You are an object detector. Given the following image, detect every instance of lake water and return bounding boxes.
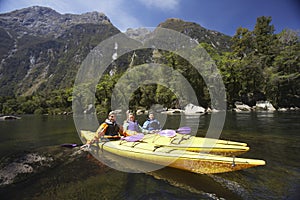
[0,112,299,199]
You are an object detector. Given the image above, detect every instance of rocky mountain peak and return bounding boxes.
[5,6,60,17]
[0,6,111,38]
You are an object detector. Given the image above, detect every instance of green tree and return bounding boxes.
[2,98,18,114]
[218,52,242,106]
[270,29,300,107]
[231,27,253,59]
[253,16,277,68]
[227,16,278,105]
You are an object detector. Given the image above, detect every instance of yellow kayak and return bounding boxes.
[80,130,265,174]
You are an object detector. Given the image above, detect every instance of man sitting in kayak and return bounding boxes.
[142,112,161,132]
[85,111,124,146]
[123,113,148,136]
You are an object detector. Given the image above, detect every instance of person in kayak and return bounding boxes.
[123,112,147,136]
[84,111,124,146]
[142,112,161,132]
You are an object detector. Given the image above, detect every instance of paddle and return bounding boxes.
[61,135,121,149]
[62,127,191,149]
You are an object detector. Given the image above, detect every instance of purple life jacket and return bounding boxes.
[127,121,140,132]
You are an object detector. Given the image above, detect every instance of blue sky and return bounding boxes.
[0,0,299,36]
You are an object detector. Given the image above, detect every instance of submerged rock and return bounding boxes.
[0,115,21,120]
[0,153,53,186]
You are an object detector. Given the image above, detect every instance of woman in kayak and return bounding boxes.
[142,112,161,132]
[123,113,146,136]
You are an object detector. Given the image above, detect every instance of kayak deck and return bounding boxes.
[142,133,249,156]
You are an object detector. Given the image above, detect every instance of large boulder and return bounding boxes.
[184,103,206,114]
[234,102,252,112]
[255,101,276,111]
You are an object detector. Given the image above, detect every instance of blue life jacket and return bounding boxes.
[143,119,160,131]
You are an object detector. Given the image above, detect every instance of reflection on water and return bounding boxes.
[0,112,299,199]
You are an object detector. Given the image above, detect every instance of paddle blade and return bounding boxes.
[177,126,191,134]
[122,133,144,142]
[159,129,176,137]
[61,143,80,148]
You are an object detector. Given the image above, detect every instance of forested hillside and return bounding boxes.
[0,7,299,115]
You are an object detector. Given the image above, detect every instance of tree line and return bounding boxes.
[219,16,299,108]
[0,16,299,115]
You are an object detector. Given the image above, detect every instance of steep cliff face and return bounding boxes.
[0,6,119,96]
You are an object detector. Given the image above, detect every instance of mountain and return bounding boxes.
[157,18,232,52]
[0,6,111,37]
[0,6,231,97]
[0,6,120,96]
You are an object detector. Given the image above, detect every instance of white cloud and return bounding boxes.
[136,0,180,11]
[81,0,143,31]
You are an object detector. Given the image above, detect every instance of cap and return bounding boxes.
[108,111,116,116]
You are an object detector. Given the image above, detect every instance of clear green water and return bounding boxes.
[0,112,299,199]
